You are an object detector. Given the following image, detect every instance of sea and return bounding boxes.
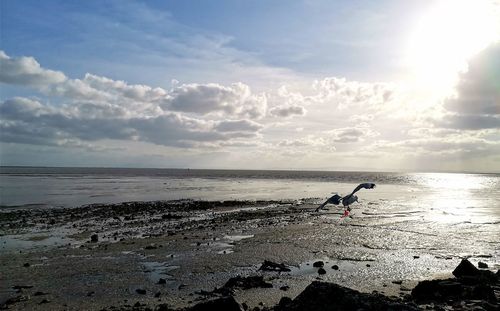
[1,166,499,224]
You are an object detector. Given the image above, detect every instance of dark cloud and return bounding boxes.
[437,42,500,129]
[0,97,262,148]
[269,105,306,118]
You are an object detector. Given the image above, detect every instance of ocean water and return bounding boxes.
[1,167,499,223]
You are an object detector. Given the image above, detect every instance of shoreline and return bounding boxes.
[1,199,498,310]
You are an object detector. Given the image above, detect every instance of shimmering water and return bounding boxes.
[1,167,499,223]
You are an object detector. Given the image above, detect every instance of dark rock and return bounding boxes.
[186,296,244,311]
[158,278,167,284]
[222,276,272,290]
[317,268,326,275]
[23,262,30,267]
[411,278,496,302]
[154,291,161,298]
[277,296,293,309]
[313,261,324,268]
[136,288,147,295]
[366,264,371,267]
[279,285,290,291]
[413,256,420,259]
[331,265,339,270]
[258,260,291,272]
[284,281,417,311]
[452,259,480,278]
[478,261,488,269]
[392,280,403,285]
[91,234,99,243]
[145,244,158,250]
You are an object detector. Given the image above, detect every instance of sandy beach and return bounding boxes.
[1,198,498,310]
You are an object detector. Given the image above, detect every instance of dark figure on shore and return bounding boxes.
[316,183,376,217]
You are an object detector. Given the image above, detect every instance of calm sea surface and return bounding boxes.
[1,167,499,222]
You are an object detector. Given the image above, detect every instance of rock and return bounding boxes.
[145,244,158,250]
[258,260,291,272]
[318,268,326,275]
[332,265,339,270]
[283,281,417,311]
[39,298,50,304]
[222,276,273,290]
[23,263,30,267]
[90,234,98,243]
[277,297,293,310]
[136,288,147,295]
[413,256,420,259]
[478,261,488,269]
[154,291,161,298]
[392,280,403,285]
[280,285,290,291]
[366,264,371,267]
[452,259,480,278]
[158,278,167,284]
[313,261,324,268]
[411,278,496,302]
[186,296,244,311]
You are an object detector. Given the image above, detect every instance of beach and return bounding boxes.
[1,169,499,310]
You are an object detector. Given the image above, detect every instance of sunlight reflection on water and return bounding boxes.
[412,173,500,223]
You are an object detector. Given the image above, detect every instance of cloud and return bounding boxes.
[269,105,306,118]
[214,119,263,132]
[435,42,500,129]
[0,51,67,87]
[0,97,263,148]
[326,127,379,143]
[311,77,395,110]
[165,82,267,118]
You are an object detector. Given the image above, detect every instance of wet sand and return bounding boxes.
[1,199,499,310]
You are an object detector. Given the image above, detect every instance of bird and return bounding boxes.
[315,183,376,216]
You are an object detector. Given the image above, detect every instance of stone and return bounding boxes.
[318,268,326,275]
[186,296,244,311]
[332,265,339,270]
[90,234,98,243]
[478,262,488,269]
[136,288,147,295]
[283,281,418,311]
[452,259,480,278]
[158,278,167,284]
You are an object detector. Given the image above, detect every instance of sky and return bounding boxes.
[0,0,499,172]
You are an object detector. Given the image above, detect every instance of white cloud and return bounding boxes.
[0,51,67,87]
[166,82,267,118]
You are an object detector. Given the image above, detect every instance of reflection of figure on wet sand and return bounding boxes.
[316,183,376,217]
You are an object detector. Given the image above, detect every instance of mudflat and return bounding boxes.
[1,199,498,310]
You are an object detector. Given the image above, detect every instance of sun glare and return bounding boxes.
[406,0,500,97]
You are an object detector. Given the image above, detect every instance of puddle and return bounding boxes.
[142,261,180,289]
[191,234,254,255]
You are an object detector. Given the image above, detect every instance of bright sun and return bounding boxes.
[406,0,500,96]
